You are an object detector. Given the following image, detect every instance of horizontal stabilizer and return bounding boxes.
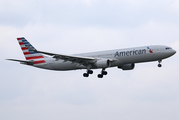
[6,59,34,65]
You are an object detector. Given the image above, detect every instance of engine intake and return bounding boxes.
[118,63,135,70]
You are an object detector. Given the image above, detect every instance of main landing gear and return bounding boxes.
[83,69,93,77]
[97,68,107,78]
[83,68,108,78]
[158,60,162,67]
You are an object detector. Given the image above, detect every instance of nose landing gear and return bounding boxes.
[158,60,162,67]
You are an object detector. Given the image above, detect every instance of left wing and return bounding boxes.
[27,46,114,67]
[29,49,97,66]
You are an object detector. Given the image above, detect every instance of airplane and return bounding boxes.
[7,37,176,78]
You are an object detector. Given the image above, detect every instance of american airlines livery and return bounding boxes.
[7,37,176,78]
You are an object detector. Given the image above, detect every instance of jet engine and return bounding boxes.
[95,59,111,68]
[118,63,135,70]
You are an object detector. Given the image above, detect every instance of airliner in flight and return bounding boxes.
[7,37,176,78]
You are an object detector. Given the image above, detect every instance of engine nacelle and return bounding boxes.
[95,59,111,68]
[118,63,135,70]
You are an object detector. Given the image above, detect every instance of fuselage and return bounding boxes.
[33,45,176,71]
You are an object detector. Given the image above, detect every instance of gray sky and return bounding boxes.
[1,0,179,120]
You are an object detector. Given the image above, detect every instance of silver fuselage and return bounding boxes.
[32,45,176,71]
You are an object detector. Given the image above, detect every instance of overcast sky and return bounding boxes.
[1,0,179,120]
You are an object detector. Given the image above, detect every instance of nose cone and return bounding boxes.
[172,49,177,55]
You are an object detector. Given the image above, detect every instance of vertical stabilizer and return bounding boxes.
[17,37,46,64]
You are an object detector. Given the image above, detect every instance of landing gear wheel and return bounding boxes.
[98,74,103,78]
[158,60,162,67]
[83,73,89,77]
[158,64,162,67]
[102,71,107,75]
[87,70,93,74]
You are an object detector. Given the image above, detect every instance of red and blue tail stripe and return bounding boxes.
[17,37,46,64]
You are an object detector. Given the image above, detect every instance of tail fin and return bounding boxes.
[17,37,46,64]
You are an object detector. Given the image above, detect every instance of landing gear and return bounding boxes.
[83,68,108,78]
[83,69,93,77]
[98,74,103,78]
[158,60,162,67]
[158,64,162,67]
[98,68,108,78]
[102,70,107,75]
[83,73,89,77]
[87,70,93,74]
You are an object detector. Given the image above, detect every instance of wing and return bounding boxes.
[6,59,34,65]
[27,46,115,67]
[31,50,97,66]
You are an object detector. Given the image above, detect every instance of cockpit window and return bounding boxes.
[166,47,172,50]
